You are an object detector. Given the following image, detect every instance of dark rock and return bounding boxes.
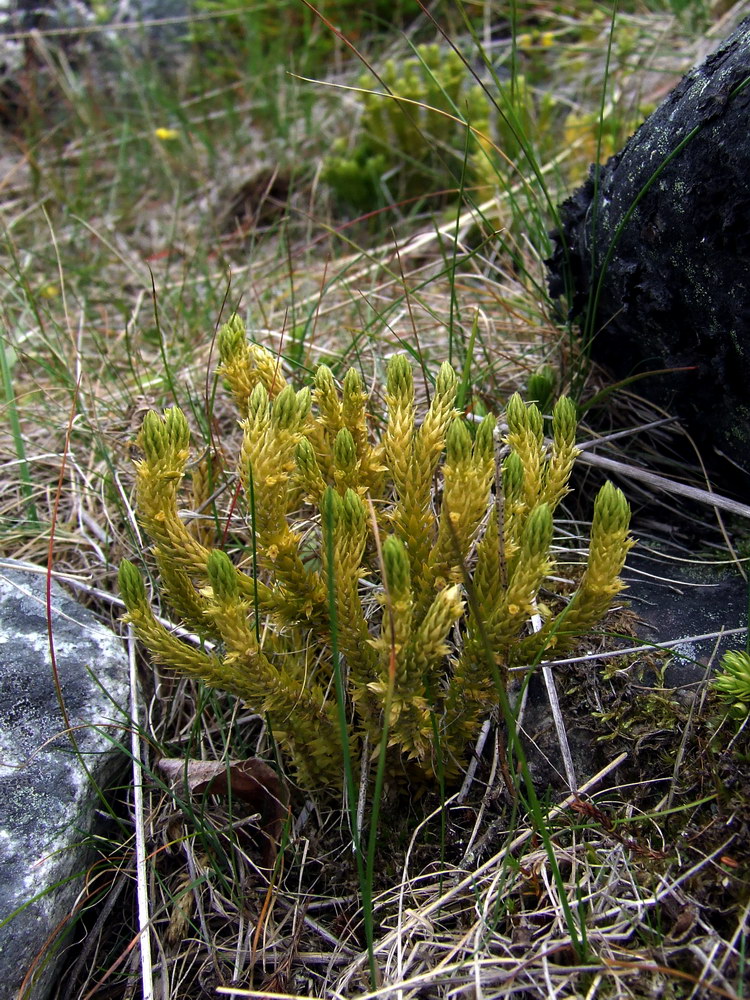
[547,16,750,490]
[0,560,129,1000]
[624,538,748,686]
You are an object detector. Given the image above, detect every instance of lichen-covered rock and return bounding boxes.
[0,560,128,1000]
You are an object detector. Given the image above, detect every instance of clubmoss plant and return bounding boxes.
[322,43,492,210]
[119,314,633,792]
[713,649,750,717]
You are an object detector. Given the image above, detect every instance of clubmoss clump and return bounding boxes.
[322,43,492,211]
[120,314,633,791]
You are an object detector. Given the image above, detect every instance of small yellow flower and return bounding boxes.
[154,127,179,142]
[40,283,59,299]
[540,31,555,48]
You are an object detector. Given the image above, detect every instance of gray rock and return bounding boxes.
[0,560,129,1000]
[2,1,193,41]
[0,1,194,98]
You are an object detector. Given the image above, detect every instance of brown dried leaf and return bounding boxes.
[157,756,289,867]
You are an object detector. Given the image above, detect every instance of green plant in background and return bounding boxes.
[526,365,557,419]
[492,72,558,173]
[119,314,633,793]
[322,43,492,210]
[189,0,423,87]
[713,649,750,717]
[320,24,646,218]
